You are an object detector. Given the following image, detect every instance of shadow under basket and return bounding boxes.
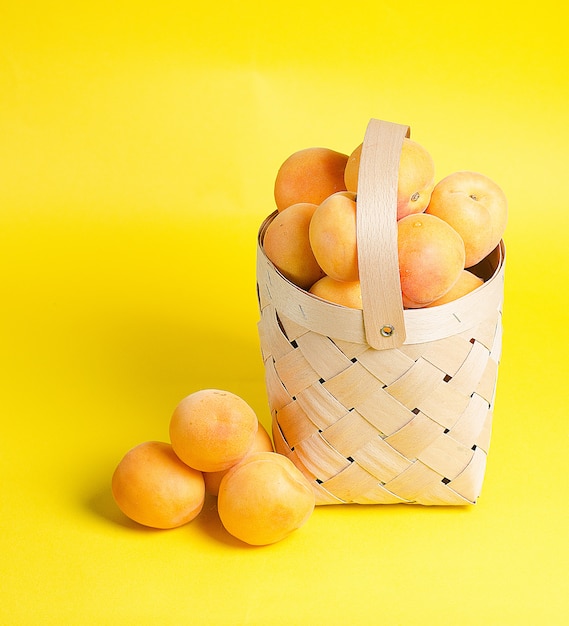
[256,119,506,506]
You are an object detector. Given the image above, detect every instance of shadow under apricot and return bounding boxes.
[85,482,259,548]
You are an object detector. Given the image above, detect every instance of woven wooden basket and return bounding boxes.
[256,119,505,505]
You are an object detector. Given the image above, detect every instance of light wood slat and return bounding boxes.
[319,463,383,502]
[383,460,446,502]
[475,409,493,453]
[352,485,411,505]
[400,333,473,377]
[322,361,386,409]
[256,261,272,310]
[295,332,354,381]
[263,357,293,413]
[275,312,311,344]
[352,437,413,483]
[384,357,446,409]
[463,313,501,352]
[490,312,503,362]
[321,462,410,504]
[475,357,499,405]
[447,339,491,396]
[320,410,382,458]
[415,379,472,429]
[311,481,347,505]
[417,433,475,480]
[384,412,444,459]
[273,348,320,397]
[357,119,408,349]
[293,432,352,480]
[294,382,350,429]
[355,347,416,386]
[257,305,294,362]
[411,480,474,506]
[446,393,490,448]
[272,419,290,457]
[354,387,414,437]
[445,446,488,503]
[330,338,369,360]
[275,401,319,449]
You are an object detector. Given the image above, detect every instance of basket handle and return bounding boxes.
[356,119,410,350]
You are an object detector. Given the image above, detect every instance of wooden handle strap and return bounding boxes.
[357,119,410,350]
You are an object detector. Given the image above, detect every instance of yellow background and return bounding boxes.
[1,1,568,624]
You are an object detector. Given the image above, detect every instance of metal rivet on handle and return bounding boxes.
[380,325,395,337]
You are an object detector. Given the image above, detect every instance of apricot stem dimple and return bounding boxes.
[469,194,478,201]
[411,191,420,202]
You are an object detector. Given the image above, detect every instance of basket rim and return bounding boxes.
[257,212,505,346]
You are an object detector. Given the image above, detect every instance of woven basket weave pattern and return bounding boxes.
[257,261,503,505]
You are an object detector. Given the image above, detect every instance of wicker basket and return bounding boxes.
[256,119,505,505]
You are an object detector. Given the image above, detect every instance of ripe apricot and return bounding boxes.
[308,191,358,282]
[426,171,508,267]
[398,213,465,308]
[424,270,483,307]
[274,147,348,212]
[111,441,205,529]
[344,138,435,220]
[309,275,362,309]
[217,451,315,546]
[263,202,325,290]
[169,389,258,473]
[203,422,274,497]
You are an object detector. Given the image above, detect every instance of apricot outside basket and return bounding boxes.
[256,119,505,505]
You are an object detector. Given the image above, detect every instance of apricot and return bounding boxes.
[398,213,465,308]
[217,451,315,546]
[262,202,325,290]
[203,422,274,497]
[426,171,508,267]
[169,389,258,473]
[424,269,483,307]
[274,147,348,212]
[308,191,358,282]
[309,275,362,309]
[344,138,435,220]
[111,441,205,529]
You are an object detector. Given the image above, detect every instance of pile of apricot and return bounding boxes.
[111,389,315,545]
[265,136,507,309]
